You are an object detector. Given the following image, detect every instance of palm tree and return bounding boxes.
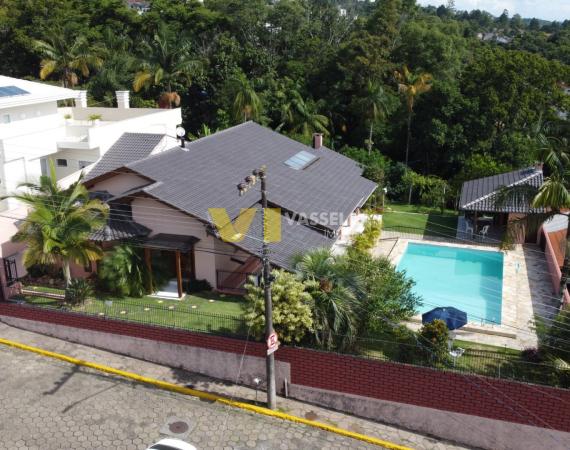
[281,91,329,139]
[34,27,103,88]
[394,65,433,166]
[230,73,262,123]
[133,26,201,109]
[293,248,361,351]
[394,66,433,203]
[355,79,391,155]
[3,162,107,286]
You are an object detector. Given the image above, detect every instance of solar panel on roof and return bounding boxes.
[0,86,30,97]
[284,150,318,170]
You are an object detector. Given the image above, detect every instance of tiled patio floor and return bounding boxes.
[374,235,560,349]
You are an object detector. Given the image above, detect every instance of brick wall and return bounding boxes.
[1,302,569,432]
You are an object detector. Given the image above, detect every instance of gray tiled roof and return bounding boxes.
[90,219,150,242]
[459,167,544,213]
[85,132,165,181]
[88,122,376,269]
[128,122,376,231]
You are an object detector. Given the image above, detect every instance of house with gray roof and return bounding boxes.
[457,166,544,243]
[84,122,377,297]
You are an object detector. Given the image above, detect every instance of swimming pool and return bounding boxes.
[397,242,504,324]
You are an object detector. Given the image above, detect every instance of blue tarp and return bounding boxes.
[422,307,467,330]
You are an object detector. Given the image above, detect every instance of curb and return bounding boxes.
[0,337,413,450]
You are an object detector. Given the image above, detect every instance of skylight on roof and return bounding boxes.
[284,150,318,170]
[0,86,29,97]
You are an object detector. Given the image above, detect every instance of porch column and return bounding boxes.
[175,250,183,298]
[144,248,153,294]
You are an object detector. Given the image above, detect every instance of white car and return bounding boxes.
[146,438,197,450]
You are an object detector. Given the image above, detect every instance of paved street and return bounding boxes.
[0,345,382,450]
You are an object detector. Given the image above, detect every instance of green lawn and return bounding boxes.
[18,288,247,336]
[382,203,458,239]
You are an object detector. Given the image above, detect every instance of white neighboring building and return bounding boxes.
[0,76,181,294]
[0,75,181,210]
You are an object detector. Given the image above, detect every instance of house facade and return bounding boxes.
[83,122,377,297]
[0,76,181,296]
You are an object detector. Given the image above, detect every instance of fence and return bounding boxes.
[381,224,499,247]
[8,292,569,388]
[12,292,249,338]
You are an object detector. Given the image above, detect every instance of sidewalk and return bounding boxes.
[0,322,467,450]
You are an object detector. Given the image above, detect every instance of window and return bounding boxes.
[56,159,68,167]
[78,160,92,169]
[2,114,10,124]
[3,256,18,286]
[284,150,318,170]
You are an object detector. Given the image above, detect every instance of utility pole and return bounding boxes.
[237,166,277,410]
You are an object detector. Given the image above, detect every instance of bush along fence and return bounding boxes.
[1,300,570,435]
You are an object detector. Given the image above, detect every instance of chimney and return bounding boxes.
[76,90,88,108]
[312,133,323,150]
[116,91,130,109]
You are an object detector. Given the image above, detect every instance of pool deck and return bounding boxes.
[373,234,560,350]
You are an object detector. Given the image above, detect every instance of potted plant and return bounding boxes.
[63,113,72,124]
[88,114,102,126]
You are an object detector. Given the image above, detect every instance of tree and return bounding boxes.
[293,248,361,351]
[98,244,151,297]
[354,80,391,155]
[281,91,329,139]
[3,162,107,286]
[34,26,103,88]
[244,270,313,344]
[394,65,433,168]
[229,73,262,123]
[133,25,202,108]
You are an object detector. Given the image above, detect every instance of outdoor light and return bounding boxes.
[176,125,187,148]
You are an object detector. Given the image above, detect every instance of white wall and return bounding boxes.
[49,148,96,179]
[131,197,220,287]
[89,173,149,196]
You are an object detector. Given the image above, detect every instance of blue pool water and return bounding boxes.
[397,243,503,324]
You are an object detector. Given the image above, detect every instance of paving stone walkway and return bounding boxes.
[0,322,468,450]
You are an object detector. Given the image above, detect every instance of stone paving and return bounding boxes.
[0,323,469,450]
[0,345,381,450]
[374,236,559,349]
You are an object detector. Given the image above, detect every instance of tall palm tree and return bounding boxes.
[34,28,103,88]
[133,26,201,109]
[230,73,262,123]
[3,162,107,286]
[282,91,329,139]
[355,79,391,155]
[394,65,433,166]
[394,66,433,203]
[293,248,361,351]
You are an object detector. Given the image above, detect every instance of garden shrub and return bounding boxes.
[244,270,313,344]
[187,278,212,293]
[521,347,544,363]
[351,217,382,252]
[98,244,150,297]
[418,319,450,364]
[64,278,93,305]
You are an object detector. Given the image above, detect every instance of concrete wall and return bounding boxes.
[540,226,570,305]
[1,303,570,450]
[0,312,291,390]
[89,173,149,196]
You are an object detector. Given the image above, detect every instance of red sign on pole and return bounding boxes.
[267,331,279,355]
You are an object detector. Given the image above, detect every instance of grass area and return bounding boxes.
[382,202,458,239]
[18,288,247,336]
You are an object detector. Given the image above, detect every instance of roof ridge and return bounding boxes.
[185,121,256,147]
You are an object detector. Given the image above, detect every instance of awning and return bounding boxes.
[141,233,200,252]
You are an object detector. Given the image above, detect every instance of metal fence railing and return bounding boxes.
[5,293,568,388]
[381,225,500,247]
[10,292,249,338]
